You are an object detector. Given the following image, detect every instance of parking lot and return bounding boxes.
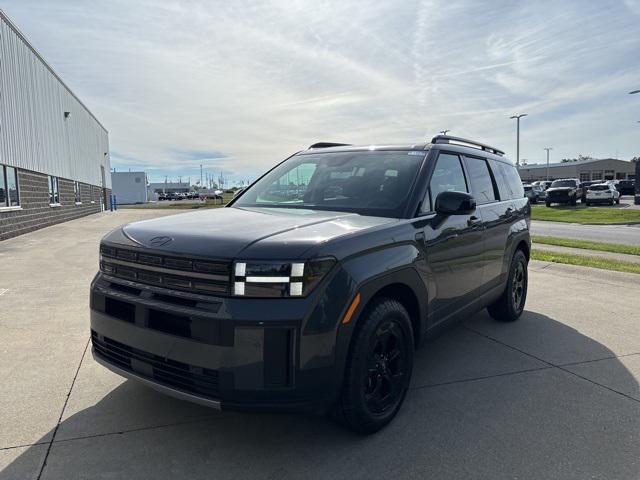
[1,210,639,480]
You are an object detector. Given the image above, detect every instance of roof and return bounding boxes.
[519,158,633,170]
[0,9,107,132]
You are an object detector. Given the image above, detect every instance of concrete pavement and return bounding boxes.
[1,210,639,480]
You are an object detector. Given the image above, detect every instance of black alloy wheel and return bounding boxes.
[364,321,408,415]
[511,261,526,313]
[487,249,528,322]
[332,298,414,434]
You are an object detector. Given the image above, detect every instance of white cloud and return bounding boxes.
[2,0,640,181]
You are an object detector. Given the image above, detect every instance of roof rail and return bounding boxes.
[308,142,351,149]
[431,135,504,156]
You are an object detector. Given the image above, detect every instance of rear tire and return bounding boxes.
[545,201,551,207]
[616,197,620,204]
[487,250,528,322]
[609,199,614,206]
[331,298,414,434]
[570,197,577,206]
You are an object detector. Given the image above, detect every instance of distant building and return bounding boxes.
[518,158,635,183]
[111,172,148,204]
[147,181,191,200]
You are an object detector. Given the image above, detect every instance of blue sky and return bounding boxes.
[2,0,640,185]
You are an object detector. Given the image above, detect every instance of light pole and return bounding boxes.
[510,114,527,166]
[544,147,553,181]
[440,129,450,136]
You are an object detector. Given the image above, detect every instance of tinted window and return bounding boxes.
[0,167,6,206]
[489,159,523,200]
[427,153,468,210]
[588,185,609,191]
[235,151,424,217]
[464,157,497,204]
[6,167,19,206]
[551,180,577,188]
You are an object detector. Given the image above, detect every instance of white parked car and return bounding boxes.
[585,183,620,206]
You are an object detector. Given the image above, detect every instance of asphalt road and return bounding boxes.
[531,220,640,245]
[1,210,639,480]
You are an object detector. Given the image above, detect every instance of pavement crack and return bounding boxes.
[463,326,640,405]
[409,365,554,391]
[36,337,90,480]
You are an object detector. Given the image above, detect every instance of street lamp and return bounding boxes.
[440,129,450,136]
[510,114,527,166]
[544,147,553,181]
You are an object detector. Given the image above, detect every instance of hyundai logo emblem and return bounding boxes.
[148,236,173,247]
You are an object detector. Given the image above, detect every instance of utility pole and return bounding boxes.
[510,114,527,166]
[544,147,553,181]
[200,164,203,186]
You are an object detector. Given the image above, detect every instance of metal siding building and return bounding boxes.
[518,158,635,183]
[111,172,148,205]
[0,9,110,240]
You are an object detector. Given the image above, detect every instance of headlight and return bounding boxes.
[233,258,335,297]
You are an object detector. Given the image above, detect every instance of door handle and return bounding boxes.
[467,216,482,227]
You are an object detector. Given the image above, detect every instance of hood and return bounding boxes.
[546,186,576,193]
[116,206,396,260]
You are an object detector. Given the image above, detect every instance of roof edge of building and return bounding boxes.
[0,8,108,134]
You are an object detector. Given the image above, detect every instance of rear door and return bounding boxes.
[463,156,510,289]
[486,159,525,284]
[418,152,485,322]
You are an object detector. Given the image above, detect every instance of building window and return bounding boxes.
[48,176,60,205]
[616,172,627,180]
[591,171,603,181]
[604,170,615,180]
[74,181,82,204]
[579,172,590,182]
[0,165,20,208]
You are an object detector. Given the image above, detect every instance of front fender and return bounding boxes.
[324,243,429,403]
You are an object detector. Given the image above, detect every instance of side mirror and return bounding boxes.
[435,191,476,215]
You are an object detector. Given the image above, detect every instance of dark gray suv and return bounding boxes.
[91,135,530,433]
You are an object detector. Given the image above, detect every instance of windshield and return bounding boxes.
[551,180,577,188]
[589,185,609,191]
[234,150,425,217]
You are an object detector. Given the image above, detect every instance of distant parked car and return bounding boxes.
[545,179,583,206]
[615,180,635,196]
[523,184,542,204]
[585,183,620,206]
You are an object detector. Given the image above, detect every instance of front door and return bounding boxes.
[417,152,485,323]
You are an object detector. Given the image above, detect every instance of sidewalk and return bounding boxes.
[533,243,640,264]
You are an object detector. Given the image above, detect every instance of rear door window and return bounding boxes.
[463,156,498,204]
[489,160,523,200]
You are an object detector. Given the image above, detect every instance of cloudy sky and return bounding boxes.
[2,0,640,184]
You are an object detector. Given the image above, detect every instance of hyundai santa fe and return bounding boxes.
[90,135,531,433]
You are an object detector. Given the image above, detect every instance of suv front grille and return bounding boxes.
[91,331,220,398]
[100,245,231,295]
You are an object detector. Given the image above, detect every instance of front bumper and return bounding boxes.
[586,194,614,203]
[90,271,350,412]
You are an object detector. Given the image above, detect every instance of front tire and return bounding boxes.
[546,201,551,207]
[487,250,528,322]
[332,298,414,434]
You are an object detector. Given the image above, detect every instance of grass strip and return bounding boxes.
[531,205,640,224]
[532,235,640,256]
[531,250,640,274]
